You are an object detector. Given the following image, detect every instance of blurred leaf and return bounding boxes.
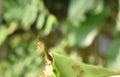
[107,37,120,69]
[7,21,19,35]
[115,0,120,32]
[8,54,18,62]
[4,69,12,77]
[67,31,76,46]
[0,61,11,69]
[0,61,11,75]
[2,51,43,77]
[12,62,25,77]
[43,14,58,36]
[9,35,22,48]
[68,0,95,26]
[4,7,23,22]
[54,54,114,77]
[92,0,104,14]
[22,0,39,30]
[28,39,37,53]
[3,0,26,10]
[110,75,120,77]
[112,50,120,73]
[38,0,46,12]
[36,12,46,29]
[15,47,26,57]
[0,26,8,45]
[25,71,39,77]
[69,13,108,48]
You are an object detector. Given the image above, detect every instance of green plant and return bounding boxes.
[0,0,120,77]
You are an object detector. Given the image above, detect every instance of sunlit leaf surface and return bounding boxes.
[54,54,114,77]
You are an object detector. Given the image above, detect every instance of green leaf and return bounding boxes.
[9,34,22,48]
[75,13,108,48]
[38,0,46,11]
[107,37,120,69]
[0,26,8,45]
[4,7,24,22]
[36,12,46,29]
[22,0,39,30]
[54,54,114,77]
[115,0,120,33]
[7,21,19,35]
[68,0,95,26]
[43,14,58,36]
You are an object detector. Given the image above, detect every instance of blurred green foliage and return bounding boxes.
[0,0,120,77]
